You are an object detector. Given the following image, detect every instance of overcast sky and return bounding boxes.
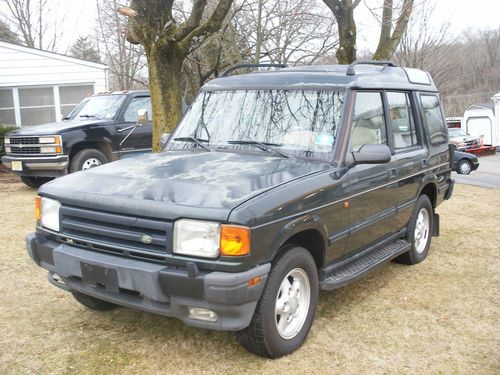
[9,0,500,53]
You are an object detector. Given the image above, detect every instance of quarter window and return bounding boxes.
[387,92,418,149]
[420,94,447,145]
[350,92,387,152]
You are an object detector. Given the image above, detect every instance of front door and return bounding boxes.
[119,96,153,156]
[342,91,400,256]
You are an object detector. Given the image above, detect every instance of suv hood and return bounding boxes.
[7,119,107,136]
[39,151,331,222]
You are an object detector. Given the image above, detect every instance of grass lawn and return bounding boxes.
[0,174,498,374]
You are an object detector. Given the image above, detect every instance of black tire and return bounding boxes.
[20,176,53,188]
[237,246,318,358]
[456,159,472,175]
[69,149,108,173]
[394,194,433,265]
[71,291,118,311]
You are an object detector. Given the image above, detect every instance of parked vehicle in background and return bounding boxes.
[1,91,152,188]
[26,61,453,358]
[452,149,479,175]
[446,117,462,129]
[448,127,480,151]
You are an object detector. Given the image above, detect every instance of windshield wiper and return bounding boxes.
[227,140,290,158]
[173,136,211,151]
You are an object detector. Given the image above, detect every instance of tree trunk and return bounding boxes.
[145,43,184,152]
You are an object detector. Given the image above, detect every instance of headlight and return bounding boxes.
[39,136,61,144]
[173,219,220,258]
[173,219,251,258]
[40,146,62,154]
[36,196,60,232]
[4,137,10,144]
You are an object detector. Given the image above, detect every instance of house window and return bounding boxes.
[0,89,16,126]
[18,87,55,125]
[59,85,94,117]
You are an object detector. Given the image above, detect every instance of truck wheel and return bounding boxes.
[20,176,53,188]
[394,194,433,265]
[71,291,118,311]
[237,246,318,358]
[457,159,472,175]
[70,149,108,172]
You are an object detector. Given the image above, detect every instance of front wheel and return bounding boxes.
[237,246,318,358]
[457,159,472,175]
[69,149,108,173]
[394,194,433,265]
[20,176,53,188]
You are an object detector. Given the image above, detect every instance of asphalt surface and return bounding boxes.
[453,152,500,189]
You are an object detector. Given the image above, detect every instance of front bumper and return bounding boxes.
[26,232,270,331]
[1,155,68,177]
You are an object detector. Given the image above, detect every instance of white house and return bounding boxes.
[0,41,108,127]
[462,98,498,149]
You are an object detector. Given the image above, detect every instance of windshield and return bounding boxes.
[168,90,344,161]
[66,95,126,120]
[448,128,467,137]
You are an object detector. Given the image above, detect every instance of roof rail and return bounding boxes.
[346,60,397,76]
[221,63,288,77]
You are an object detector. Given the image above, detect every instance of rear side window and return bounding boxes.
[350,92,387,152]
[420,94,447,146]
[387,92,418,149]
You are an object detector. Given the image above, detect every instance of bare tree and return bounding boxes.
[1,0,62,50]
[96,0,147,90]
[69,35,102,64]
[118,0,234,151]
[322,0,415,63]
[0,19,21,44]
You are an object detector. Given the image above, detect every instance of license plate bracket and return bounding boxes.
[11,161,22,171]
[80,262,119,293]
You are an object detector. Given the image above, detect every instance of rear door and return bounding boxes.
[342,91,400,256]
[386,91,427,229]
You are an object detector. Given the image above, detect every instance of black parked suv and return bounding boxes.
[2,90,152,187]
[26,62,453,358]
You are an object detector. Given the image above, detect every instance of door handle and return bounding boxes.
[388,168,397,178]
[420,159,428,168]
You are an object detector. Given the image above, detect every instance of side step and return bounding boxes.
[319,239,411,291]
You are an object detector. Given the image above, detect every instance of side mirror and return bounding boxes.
[137,109,149,126]
[160,133,171,149]
[351,144,391,166]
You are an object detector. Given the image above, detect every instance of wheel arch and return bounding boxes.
[69,140,113,162]
[419,182,437,208]
[270,216,328,269]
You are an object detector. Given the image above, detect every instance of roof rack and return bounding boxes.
[221,63,288,77]
[346,60,396,76]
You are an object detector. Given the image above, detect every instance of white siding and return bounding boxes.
[0,41,108,92]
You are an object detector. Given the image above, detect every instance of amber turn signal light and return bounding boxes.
[220,225,250,256]
[35,196,41,221]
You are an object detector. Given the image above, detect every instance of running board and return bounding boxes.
[319,239,411,291]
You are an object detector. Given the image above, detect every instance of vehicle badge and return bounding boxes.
[140,234,153,244]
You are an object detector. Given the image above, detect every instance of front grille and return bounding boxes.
[10,146,41,154]
[59,205,173,261]
[9,137,39,145]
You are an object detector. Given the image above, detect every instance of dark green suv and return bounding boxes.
[26,61,453,358]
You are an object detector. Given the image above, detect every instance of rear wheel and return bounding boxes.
[457,159,472,175]
[69,149,108,173]
[394,194,433,265]
[20,176,53,188]
[237,246,318,358]
[71,291,118,311]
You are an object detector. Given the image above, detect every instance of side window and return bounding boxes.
[123,97,152,122]
[420,94,447,146]
[387,92,418,149]
[350,92,387,152]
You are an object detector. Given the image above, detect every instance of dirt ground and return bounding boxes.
[0,173,498,375]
